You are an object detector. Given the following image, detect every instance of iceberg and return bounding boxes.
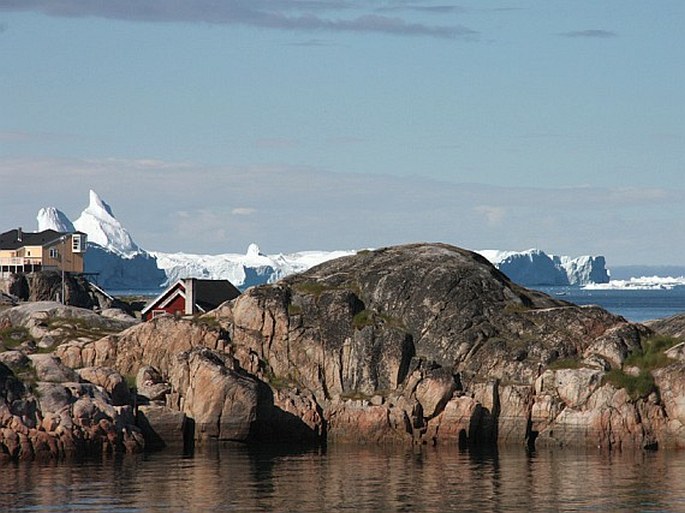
[152,245,356,289]
[73,190,140,257]
[36,207,75,233]
[34,191,609,291]
[583,276,685,291]
[35,191,356,290]
[36,191,165,290]
[477,249,609,286]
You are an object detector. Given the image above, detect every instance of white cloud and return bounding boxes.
[475,205,506,226]
[231,207,257,216]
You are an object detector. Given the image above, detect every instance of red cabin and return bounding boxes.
[141,278,241,321]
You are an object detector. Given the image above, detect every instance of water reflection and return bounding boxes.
[1,445,684,512]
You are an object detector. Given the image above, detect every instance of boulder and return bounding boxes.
[77,367,131,406]
[414,367,456,419]
[652,363,685,447]
[326,400,412,444]
[28,354,79,383]
[252,387,325,444]
[136,404,188,449]
[0,301,137,335]
[25,242,682,451]
[166,347,258,443]
[425,396,483,445]
[0,274,29,300]
[0,351,30,369]
[0,367,143,460]
[646,313,685,339]
[136,365,171,402]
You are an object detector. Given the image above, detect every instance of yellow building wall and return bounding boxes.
[44,238,84,273]
[17,245,44,264]
[1,235,84,273]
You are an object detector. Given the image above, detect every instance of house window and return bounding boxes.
[27,251,31,256]
[49,248,59,259]
[71,234,85,253]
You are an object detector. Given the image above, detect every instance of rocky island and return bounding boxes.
[1,243,683,460]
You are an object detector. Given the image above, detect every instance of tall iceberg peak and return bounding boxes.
[85,189,115,218]
[36,207,75,233]
[73,190,140,257]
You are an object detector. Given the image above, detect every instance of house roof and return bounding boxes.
[141,278,241,316]
[0,229,62,250]
[193,279,241,312]
[0,229,86,251]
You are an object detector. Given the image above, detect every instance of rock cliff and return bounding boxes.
[1,243,683,458]
[209,243,679,449]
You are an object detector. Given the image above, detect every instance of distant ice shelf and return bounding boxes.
[583,276,685,291]
[35,190,612,291]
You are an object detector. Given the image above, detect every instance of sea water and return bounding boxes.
[535,286,685,323]
[2,445,684,513]
[8,287,682,510]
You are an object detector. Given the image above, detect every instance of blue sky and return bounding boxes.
[1,1,683,265]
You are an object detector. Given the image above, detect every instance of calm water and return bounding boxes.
[1,445,684,512]
[6,287,683,511]
[535,286,685,323]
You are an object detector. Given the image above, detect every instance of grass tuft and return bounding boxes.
[603,369,655,400]
[0,326,32,350]
[548,358,583,370]
[352,310,374,329]
[293,281,329,297]
[625,335,679,370]
[287,304,303,315]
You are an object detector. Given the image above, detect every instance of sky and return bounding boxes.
[1,1,683,266]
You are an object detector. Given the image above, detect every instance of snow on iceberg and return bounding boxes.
[555,254,610,286]
[36,190,357,291]
[36,207,75,233]
[35,191,608,291]
[583,276,685,291]
[477,249,609,286]
[36,191,165,290]
[73,190,140,257]
[152,245,357,289]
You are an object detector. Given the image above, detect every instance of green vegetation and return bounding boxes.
[602,336,678,400]
[192,315,222,330]
[604,369,655,400]
[352,309,374,329]
[624,335,679,370]
[350,309,406,331]
[548,358,583,370]
[287,304,303,315]
[265,368,300,390]
[293,281,330,297]
[124,373,137,390]
[377,313,406,330]
[340,390,374,401]
[504,302,530,314]
[0,326,32,350]
[47,316,116,342]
